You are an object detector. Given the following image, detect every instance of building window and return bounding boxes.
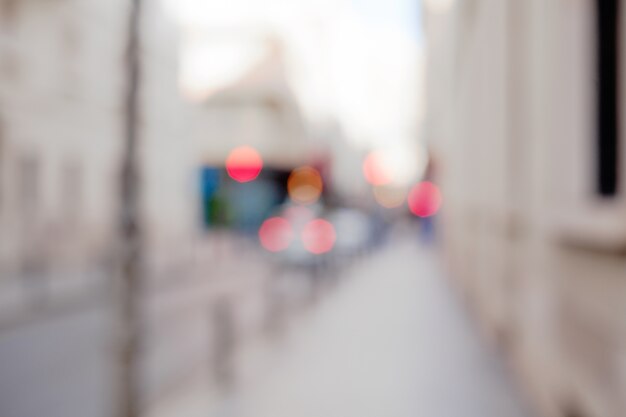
[0,0,18,29]
[18,154,39,218]
[61,159,82,226]
[595,0,621,197]
[0,117,3,213]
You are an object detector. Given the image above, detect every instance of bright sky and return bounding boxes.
[164,0,425,184]
[351,0,423,42]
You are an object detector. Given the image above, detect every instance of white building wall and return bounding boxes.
[0,0,129,276]
[0,0,201,286]
[425,1,626,416]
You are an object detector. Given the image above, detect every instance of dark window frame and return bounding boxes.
[596,0,621,197]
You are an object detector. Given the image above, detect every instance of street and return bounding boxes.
[0,234,533,417]
[149,235,534,417]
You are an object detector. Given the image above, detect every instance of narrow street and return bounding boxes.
[151,236,533,417]
[0,235,533,417]
[1,1,622,415]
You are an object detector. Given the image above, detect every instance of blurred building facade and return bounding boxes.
[424,1,626,417]
[0,0,126,280]
[192,39,315,168]
[0,0,200,282]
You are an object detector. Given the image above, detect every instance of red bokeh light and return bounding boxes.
[226,146,263,182]
[408,181,442,218]
[363,151,392,186]
[259,217,294,252]
[301,219,336,255]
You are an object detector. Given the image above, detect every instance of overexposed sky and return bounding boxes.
[164,0,425,183]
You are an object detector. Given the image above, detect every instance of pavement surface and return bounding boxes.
[150,238,534,417]
[0,235,533,417]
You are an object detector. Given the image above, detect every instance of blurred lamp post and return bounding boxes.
[118,0,143,416]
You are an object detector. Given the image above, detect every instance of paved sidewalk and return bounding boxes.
[151,239,533,417]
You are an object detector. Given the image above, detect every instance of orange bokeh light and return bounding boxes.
[407,181,442,218]
[259,217,294,252]
[363,151,392,186]
[226,146,263,183]
[287,166,323,204]
[301,219,336,254]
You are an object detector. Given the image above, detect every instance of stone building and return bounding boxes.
[0,0,197,307]
[190,37,316,169]
[424,1,626,417]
